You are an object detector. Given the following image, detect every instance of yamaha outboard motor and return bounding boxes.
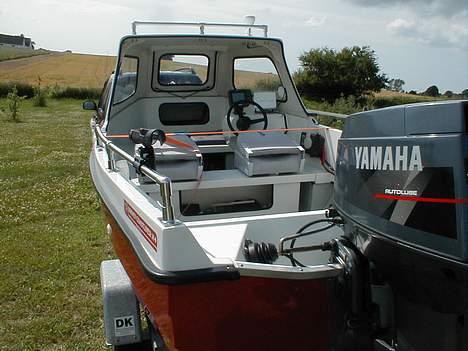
[334,100,468,351]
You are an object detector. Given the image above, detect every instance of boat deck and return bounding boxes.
[186,210,342,267]
[135,156,333,192]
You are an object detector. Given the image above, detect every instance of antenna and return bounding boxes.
[244,15,256,36]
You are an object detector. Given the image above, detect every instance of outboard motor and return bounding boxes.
[334,100,468,351]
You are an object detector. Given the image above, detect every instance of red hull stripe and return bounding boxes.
[124,200,158,251]
[374,193,468,204]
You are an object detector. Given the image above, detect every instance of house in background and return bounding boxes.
[0,33,35,49]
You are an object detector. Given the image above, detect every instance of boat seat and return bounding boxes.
[231,132,305,176]
[138,135,203,182]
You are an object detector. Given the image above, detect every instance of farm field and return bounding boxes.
[0,51,276,90]
[0,99,112,350]
[0,52,116,89]
[0,47,50,62]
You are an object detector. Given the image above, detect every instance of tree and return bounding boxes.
[294,46,388,102]
[408,90,418,95]
[388,78,405,92]
[462,89,468,98]
[424,85,440,97]
[444,90,453,98]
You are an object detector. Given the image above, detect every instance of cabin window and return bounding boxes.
[114,56,138,104]
[158,54,209,86]
[233,57,282,94]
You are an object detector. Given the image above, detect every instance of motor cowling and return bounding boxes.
[334,100,468,351]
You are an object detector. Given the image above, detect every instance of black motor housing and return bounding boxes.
[334,100,468,350]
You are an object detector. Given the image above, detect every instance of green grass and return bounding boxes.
[0,47,50,62]
[0,99,113,350]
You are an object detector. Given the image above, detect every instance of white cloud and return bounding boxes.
[347,0,467,18]
[387,18,415,33]
[387,17,468,49]
[348,0,468,51]
[305,15,327,27]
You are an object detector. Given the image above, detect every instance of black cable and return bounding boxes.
[297,218,335,235]
[283,114,288,134]
[281,218,341,267]
[289,223,336,259]
[286,254,307,267]
[288,219,336,249]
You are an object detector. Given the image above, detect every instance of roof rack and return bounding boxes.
[131,21,268,38]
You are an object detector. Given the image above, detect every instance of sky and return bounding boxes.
[0,0,467,93]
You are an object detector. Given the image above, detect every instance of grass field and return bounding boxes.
[0,99,112,350]
[0,47,50,62]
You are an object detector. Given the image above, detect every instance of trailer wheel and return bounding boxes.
[147,319,167,350]
[112,344,146,351]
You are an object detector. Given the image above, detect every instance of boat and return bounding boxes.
[86,19,468,351]
[86,20,346,350]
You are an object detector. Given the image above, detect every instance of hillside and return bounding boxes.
[0,52,116,88]
[0,47,50,62]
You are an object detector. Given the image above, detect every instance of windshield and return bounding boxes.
[157,54,208,87]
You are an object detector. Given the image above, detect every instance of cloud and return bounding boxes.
[344,0,468,50]
[305,15,327,27]
[387,18,416,35]
[347,0,467,18]
[387,17,468,49]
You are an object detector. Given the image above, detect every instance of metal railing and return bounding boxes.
[307,109,348,119]
[131,21,268,37]
[92,121,176,224]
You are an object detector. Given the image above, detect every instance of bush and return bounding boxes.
[33,91,47,107]
[33,77,47,107]
[49,86,100,100]
[302,93,444,129]
[444,90,454,98]
[304,95,365,129]
[0,82,34,98]
[7,85,26,122]
[369,95,440,109]
[423,85,440,97]
[254,78,282,91]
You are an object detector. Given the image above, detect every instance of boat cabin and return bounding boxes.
[99,33,339,224]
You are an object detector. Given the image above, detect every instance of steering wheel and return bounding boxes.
[226,100,268,132]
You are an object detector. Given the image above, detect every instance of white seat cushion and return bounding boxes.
[138,135,203,182]
[231,132,304,176]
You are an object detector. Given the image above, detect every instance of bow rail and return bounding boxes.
[92,120,176,224]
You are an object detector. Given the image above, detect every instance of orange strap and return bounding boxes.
[161,136,195,149]
[107,127,326,139]
[107,127,327,150]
